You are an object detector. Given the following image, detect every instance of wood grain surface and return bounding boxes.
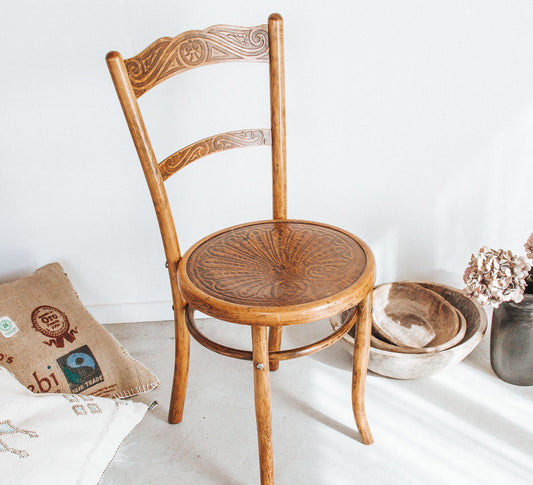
[372,282,460,349]
[183,219,367,304]
[159,129,272,180]
[252,325,274,484]
[266,14,287,368]
[178,220,375,326]
[125,24,269,97]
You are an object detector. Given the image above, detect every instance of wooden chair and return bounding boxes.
[106,13,376,484]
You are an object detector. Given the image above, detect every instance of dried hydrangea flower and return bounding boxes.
[525,233,533,260]
[463,246,532,307]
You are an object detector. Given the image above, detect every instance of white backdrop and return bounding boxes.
[1,0,532,323]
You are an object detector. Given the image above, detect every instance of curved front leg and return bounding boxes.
[252,325,274,484]
[352,291,374,444]
[168,289,190,424]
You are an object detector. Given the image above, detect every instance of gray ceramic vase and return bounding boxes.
[490,293,533,385]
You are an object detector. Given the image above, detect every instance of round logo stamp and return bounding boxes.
[31,306,77,348]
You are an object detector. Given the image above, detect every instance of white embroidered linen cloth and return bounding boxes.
[0,366,147,484]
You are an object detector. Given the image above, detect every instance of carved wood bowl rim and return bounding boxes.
[177,219,376,326]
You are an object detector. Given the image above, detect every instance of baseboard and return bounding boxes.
[87,301,174,325]
[87,301,211,324]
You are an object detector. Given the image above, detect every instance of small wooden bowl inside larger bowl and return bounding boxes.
[371,306,467,354]
[372,282,460,349]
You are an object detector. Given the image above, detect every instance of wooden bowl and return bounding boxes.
[330,282,487,379]
[372,282,460,349]
[371,306,467,354]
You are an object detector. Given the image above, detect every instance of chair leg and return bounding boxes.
[268,327,282,371]
[352,291,374,445]
[252,325,274,485]
[168,294,190,424]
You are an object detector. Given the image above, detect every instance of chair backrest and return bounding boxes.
[106,13,286,270]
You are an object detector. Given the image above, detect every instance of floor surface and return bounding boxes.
[100,317,533,485]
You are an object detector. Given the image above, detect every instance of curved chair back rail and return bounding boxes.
[159,129,272,180]
[124,24,270,97]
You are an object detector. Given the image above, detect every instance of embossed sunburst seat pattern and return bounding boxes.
[180,220,371,324]
[106,14,376,485]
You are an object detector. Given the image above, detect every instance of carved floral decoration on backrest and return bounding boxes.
[125,24,269,97]
[159,129,272,180]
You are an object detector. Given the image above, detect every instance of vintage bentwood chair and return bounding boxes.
[106,13,375,484]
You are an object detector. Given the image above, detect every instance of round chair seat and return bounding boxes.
[178,220,375,325]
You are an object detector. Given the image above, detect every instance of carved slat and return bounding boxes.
[124,24,269,97]
[159,129,272,180]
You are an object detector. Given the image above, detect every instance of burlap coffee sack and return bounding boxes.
[0,263,159,398]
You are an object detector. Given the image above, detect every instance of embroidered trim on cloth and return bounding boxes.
[0,420,38,458]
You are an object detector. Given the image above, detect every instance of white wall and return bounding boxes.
[1,0,532,323]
